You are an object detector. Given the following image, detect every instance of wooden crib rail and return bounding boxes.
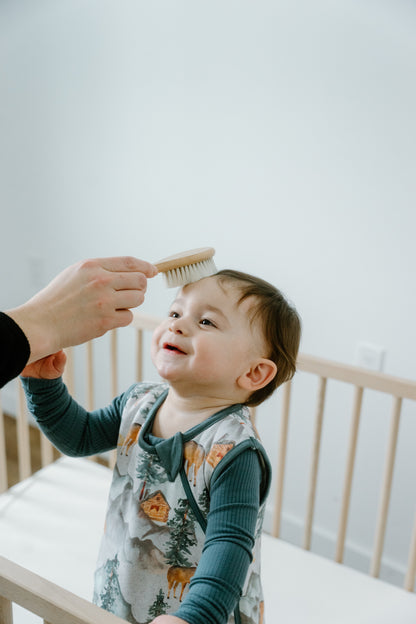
[0,555,127,624]
[273,353,416,592]
[297,353,416,400]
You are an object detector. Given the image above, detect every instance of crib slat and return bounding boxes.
[86,341,94,411]
[272,380,292,538]
[55,350,75,465]
[63,348,75,396]
[0,394,8,493]
[136,329,143,381]
[108,330,119,469]
[109,331,120,468]
[108,450,117,469]
[303,376,327,550]
[17,385,31,481]
[335,385,364,563]
[404,512,416,592]
[40,433,54,467]
[0,595,13,624]
[370,396,402,578]
[110,330,118,397]
[86,341,104,464]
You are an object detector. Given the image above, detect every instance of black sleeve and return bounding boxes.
[0,312,31,388]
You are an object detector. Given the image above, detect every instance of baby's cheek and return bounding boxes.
[150,331,161,363]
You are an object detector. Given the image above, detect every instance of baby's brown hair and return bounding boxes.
[215,270,301,406]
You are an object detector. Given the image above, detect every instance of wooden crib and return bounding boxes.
[0,311,415,623]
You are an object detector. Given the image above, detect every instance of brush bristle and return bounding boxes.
[163,258,217,288]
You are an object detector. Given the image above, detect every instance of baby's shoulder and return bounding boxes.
[121,381,168,425]
[194,405,259,469]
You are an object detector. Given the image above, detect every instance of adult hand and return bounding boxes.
[6,256,157,363]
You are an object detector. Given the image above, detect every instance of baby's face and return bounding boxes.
[151,276,266,400]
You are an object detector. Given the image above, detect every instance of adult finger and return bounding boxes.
[110,271,148,293]
[110,308,134,329]
[113,289,146,310]
[95,256,158,277]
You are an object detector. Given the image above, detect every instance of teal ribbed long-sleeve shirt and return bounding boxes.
[21,376,263,624]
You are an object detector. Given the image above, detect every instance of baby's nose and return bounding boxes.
[169,325,182,334]
[169,318,185,334]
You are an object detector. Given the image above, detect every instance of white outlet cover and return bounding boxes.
[356,342,385,372]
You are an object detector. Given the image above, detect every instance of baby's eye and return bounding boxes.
[200,318,216,327]
[169,311,180,319]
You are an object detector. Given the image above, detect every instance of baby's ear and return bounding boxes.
[237,359,277,393]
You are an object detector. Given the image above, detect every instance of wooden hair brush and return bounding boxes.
[155,247,217,288]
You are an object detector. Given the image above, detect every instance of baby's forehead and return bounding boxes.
[177,276,240,303]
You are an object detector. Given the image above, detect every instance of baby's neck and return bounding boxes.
[151,388,235,439]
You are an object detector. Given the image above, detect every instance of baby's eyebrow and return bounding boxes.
[203,304,227,319]
[169,296,183,310]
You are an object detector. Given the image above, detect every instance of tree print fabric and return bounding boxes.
[93,382,270,624]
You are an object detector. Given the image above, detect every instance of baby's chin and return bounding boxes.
[154,367,200,389]
[153,362,180,383]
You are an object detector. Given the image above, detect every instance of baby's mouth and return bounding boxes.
[163,342,186,355]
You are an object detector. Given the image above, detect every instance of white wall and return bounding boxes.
[1,0,415,585]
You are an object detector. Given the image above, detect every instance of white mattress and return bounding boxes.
[261,533,416,623]
[0,457,110,622]
[0,457,415,623]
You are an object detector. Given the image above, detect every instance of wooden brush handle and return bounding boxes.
[155,247,215,272]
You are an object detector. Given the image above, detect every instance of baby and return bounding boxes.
[21,269,301,624]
